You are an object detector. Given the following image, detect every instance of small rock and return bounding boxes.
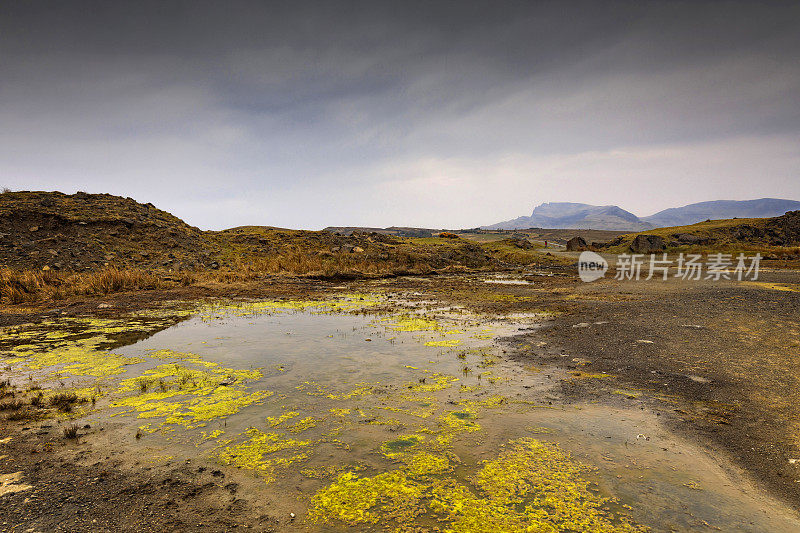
[97,303,113,309]
[29,226,39,232]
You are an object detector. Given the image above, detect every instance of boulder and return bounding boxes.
[565,236,588,251]
[629,234,666,253]
[674,233,703,244]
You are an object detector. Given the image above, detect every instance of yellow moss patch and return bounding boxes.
[743,281,800,292]
[197,294,384,320]
[425,339,462,348]
[15,337,143,378]
[216,428,312,483]
[266,411,299,427]
[308,471,426,525]
[405,373,459,393]
[389,316,441,332]
[309,438,643,532]
[286,416,318,433]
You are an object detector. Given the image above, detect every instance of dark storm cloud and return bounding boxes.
[1,1,799,228]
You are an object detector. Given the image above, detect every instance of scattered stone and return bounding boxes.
[565,236,588,251]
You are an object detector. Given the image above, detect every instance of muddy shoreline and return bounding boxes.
[2,269,800,530]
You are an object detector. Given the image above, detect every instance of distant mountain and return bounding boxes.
[642,198,800,227]
[484,198,800,231]
[483,202,655,231]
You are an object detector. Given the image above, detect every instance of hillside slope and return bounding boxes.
[600,211,800,253]
[0,191,213,271]
[643,198,800,227]
[0,191,562,276]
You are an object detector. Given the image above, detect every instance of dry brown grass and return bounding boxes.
[0,267,163,304]
[214,247,431,281]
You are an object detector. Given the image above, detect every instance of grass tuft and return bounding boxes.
[63,424,80,439]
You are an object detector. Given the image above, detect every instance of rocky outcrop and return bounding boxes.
[565,236,588,251]
[629,235,666,253]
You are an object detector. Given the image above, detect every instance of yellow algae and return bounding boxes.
[286,416,318,433]
[200,429,225,441]
[381,400,438,420]
[405,373,459,393]
[301,464,356,480]
[329,408,351,417]
[267,411,300,427]
[327,384,374,400]
[216,428,312,483]
[439,409,481,434]
[299,381,374,400]
[309,471,426,525]
[114,363,271,429]
[467,396,508,409]
[613,389,642,399]
[743,281,800,292]
[180,388,272,426]
[309,438,644,532]
[197,293,384,321]
[404,451,453,476]
[425,339,462,348]
[389,316,441,332]
[17,337,143,378]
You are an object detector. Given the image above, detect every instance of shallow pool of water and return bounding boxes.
[3,296,799,532]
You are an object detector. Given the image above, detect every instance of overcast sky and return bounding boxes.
[2,1,799,229]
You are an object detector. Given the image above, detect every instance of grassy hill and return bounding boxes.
[600,211,800,255]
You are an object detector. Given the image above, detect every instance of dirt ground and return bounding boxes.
[2,264,800,530]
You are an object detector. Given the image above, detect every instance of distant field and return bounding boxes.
[457,228,628,246]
